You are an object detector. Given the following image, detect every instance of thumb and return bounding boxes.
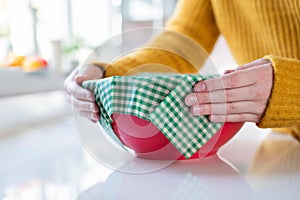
[75,75,89,84]
[236,58,271,71]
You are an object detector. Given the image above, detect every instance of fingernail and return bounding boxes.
[185,94,197,106]
[195,83,206,92]
[192,105,204,115]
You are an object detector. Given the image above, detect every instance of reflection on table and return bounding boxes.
[78,130,300,200]
[247,132,300,200]
[78,156,253,200]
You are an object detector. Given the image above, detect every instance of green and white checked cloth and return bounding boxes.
[82,74,223,158]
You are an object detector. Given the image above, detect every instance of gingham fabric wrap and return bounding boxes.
[82,74,223,158]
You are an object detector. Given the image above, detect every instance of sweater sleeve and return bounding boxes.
[98,0,219,77]
[258,55,300,128]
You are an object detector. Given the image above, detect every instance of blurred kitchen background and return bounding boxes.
[0,0,236,199]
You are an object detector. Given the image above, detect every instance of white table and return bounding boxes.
[1,109,299,200]
[76,123,300,200]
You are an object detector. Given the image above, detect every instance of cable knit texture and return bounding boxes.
[94,0,300,137]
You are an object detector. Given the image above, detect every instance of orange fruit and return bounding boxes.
[5,53,25,67]
[22,57,48,72]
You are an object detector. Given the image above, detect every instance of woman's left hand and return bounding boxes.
[185,58,274,123]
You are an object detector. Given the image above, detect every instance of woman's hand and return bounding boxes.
[64,64,104,122]
[185,58,274,123]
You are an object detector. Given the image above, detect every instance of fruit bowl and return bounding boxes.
[110,113,244,160]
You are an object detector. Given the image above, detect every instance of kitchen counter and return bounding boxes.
[1,102,299,200]
[0,92,300,200]
[77,123,300,200]
[0,68,64,97]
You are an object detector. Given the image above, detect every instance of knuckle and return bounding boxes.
[79,111,86,118]
[78,92,84,100]
[78,101,91,112]
[203,104,210,114]
[202,95,208,103]
[85,93,93,100]
[79,111,93,120]
[78,92,86,101]
[84,102,91,111]
[74,99,89,112]
[227,74,238,88]
[225,89,234,100]
[206,80,216,91]
[237,114,244,121]
[86,102,95,111]
[196,93,207,103]
[227,103,236,114]
[90,103,96,111]
[81,91,94,101]
[73,99,80,109]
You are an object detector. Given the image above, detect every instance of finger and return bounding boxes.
[72,97,99,112]
[79,111,100,122]
[222,58,270,76]
[186,86,253,105]
[77,64,104,80]
[237,58,270,70]
[191,101,266,116]
[66,81,95,102]
[64,68,79,92]
[194,70,257,92]
[209,114,260,123]
[75,75,89,85]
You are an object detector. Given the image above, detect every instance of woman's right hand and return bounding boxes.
[64,64,104,122]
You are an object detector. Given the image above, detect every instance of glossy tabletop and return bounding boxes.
[78,124,300,200]
[1,93,299,200]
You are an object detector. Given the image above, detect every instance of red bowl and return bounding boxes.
[111,113,243,160]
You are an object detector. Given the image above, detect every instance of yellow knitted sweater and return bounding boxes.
[97,0,300,137]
